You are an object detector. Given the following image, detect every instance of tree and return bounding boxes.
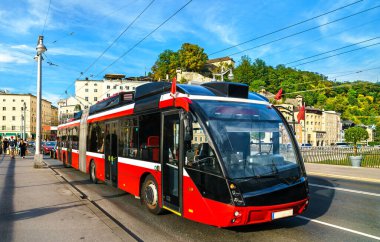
[178,43,208,72]
[151,50,179,80]
[344,127,369,156]
[233,55,254,85]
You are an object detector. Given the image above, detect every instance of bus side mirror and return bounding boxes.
[183,112,193,142]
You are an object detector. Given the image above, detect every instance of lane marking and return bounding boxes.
[308,171,380,184]
[297,215,380,241]
[309,183,380,197]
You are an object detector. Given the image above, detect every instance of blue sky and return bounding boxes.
[0,0,379,105]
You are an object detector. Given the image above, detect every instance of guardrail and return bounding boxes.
[300,146,380,168]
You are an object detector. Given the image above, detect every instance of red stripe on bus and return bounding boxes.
[87,109,134,123]
[58,122,80,129]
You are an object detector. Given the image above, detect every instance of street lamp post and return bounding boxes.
[34,35,47,168]
[212,67,234,82]
[275,105,296,135]
[23,102,26,140]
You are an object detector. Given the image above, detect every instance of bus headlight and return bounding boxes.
[229,182,245,206]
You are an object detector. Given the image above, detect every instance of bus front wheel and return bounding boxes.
[90,161,98,184]
[142,175,163,215]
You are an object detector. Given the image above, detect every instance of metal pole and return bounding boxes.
[34,36,46,168]
[23,102,26,140]
[20,111,23,140]
[303,102,306,144]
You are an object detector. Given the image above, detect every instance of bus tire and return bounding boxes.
[90,161,98,184]
[142,175,163,215]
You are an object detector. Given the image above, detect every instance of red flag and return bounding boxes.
[274,88,283,100]
[297,105,305,123]
[171,77,177,95]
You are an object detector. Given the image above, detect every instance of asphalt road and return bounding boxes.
[34,157,380,241]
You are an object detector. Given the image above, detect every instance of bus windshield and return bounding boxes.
[197,100,302,180]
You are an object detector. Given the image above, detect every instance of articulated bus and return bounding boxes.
[57,81,309,227]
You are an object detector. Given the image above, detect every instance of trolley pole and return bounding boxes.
[34,36,47,168]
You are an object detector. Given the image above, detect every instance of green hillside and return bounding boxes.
[232,56,380,127]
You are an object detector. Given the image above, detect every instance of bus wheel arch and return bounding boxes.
[89,160,98,184]
[141,174,163,215]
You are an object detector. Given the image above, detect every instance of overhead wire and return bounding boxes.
[94,0,193,77]
[291,41,380,67]
[80,0,155,79]
[209,0,364,56]
[41,0,52,35]
[285,36,380,65]
[259,17,380,60]
[329,66,380,79]
[227,4,380,57]
[61,0,158,100]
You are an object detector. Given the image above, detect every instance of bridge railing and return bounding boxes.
[300,146,380,168]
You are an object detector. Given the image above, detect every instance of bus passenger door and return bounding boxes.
[104,122,118,187]
[161,111,182,215]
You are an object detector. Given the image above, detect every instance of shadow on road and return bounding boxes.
[0,155,15,242]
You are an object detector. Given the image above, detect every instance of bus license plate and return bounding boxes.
[272,209,293,220]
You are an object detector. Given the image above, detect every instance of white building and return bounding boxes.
[58,74,150,123]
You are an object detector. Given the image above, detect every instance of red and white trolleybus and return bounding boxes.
[57,81,309,227]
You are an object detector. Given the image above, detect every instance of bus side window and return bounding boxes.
[185,121,221,175]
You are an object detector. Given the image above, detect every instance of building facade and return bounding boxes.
[0,93,57,140]
[58,74,150,123]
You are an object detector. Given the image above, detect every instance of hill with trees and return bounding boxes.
[150,43,380,139]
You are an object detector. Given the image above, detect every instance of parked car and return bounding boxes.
[28,140,35,147]
[335,142,350,148]
[41,141,56,155]
[301,143,312,148]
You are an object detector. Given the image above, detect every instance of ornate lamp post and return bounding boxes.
[212,67,234,82]
[34,36,47,168]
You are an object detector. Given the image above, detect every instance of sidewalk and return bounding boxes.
[305,162,380,183]
[0,153,131,242]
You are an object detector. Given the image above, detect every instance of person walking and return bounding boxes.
[9,136,16,158]
[19,139,27,158]
[3,138,9,155]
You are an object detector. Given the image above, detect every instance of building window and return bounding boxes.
[13,99,15,102]
[2,126,5,130]
[113,85,116,89]
[126,86,130,90]
[3,107,5,111]
[107,85,110,89]
[21,107,23,111]
[2,99,5,102]
[94,89,97,92]
[85,97,88,101]
[94,83,97,86]
[12,116,15,121]
[133,87,136,90]
[85,105,88,109]
[107,94,110,97]
[85,83,88,86]
[12,107,16,110]
[85,89,89,92]
[120,86,123,90]
[12,126,15,130]
[2,116,5,120]
[94,97,98,101]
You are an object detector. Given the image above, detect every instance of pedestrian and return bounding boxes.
[19,139,27,158]
[9,136,16,158]
[3,138,9,155]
